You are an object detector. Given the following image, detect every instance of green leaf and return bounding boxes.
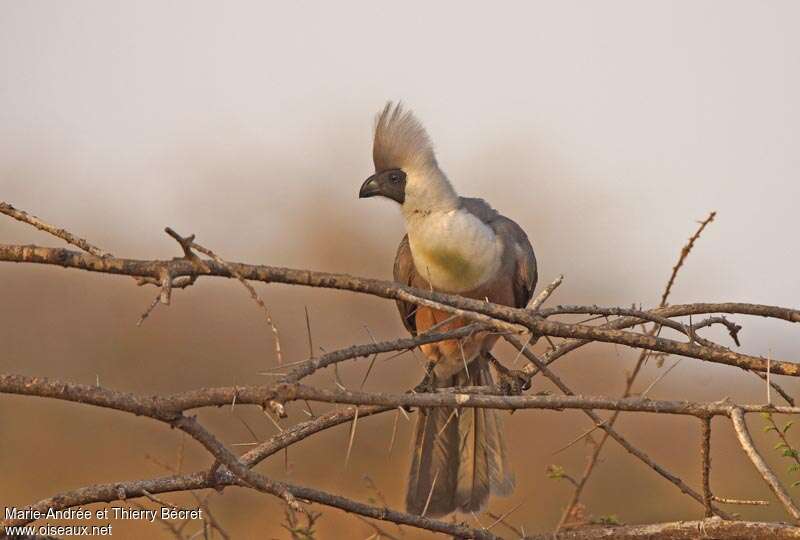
[546,464,566,479]
[775,442,789,450]
[789,463,800,474]
[595,515,621,525]
[785,421,795,433]
[792,480,800,487]
[764,426,779,433]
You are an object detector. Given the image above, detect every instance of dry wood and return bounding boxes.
[4,202,800,539]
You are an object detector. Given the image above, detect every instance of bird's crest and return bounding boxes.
[373,102,438,172]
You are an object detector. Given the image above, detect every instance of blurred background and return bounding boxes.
[2,1,799,538]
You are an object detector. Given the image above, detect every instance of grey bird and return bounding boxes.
[359,103,537,517]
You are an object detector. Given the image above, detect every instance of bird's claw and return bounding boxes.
[413,375,436,395]
[487,354,531,395]
[498,369,531,396]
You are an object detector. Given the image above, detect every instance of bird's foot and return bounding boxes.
[498,369,531,396]
[412,374,436,395]
[487,354,531,395]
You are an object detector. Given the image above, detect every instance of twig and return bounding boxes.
[553,212,717,529]
[701,416,714,517]
[131,501,185,539]
[729,407,800,522]
[552,421,607,456]
[11,372,800,420]
[5,243,800,374]
[712,495,770,506]
[137,295,162,327]
[304,306,314,358]
[420,470,439,518]
[10,372,800,538]
[354,515,402,540]
[140,490,193,512]
[641,359,683,397]
[187,236,283,365]
[527,274,564,311]
[388,408,400,457]
[485,510,524,538]
[279,324,482,385]
[0,201,111,257]
[5,204,800,539]
[485,499,526,531]
[360,325,380,389]
[753,370,795,406]
[497,341,730,520]
[527,519,800,539]
[660,211,716,307]
[192,493,230,540]
[344,407,359,469]
[768,352,773,405]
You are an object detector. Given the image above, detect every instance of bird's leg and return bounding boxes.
[487,353,531,395]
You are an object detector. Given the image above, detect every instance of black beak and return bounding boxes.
[359,174,381,198]
[358,169,406,203]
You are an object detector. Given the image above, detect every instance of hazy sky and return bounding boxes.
[3,1,798,305]
[2,2,799,537]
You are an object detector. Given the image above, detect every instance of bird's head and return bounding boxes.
[359,167,407,203]
[359,102,456,212]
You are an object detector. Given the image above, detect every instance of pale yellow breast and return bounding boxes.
[407,210,502,293]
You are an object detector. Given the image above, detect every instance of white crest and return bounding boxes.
[373,102,438,172]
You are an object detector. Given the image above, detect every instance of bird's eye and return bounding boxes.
[390,174,399,182]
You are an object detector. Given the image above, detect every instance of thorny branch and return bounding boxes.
[730,408,800,521]
[0,201,111,258]
[2,202,800,539]
[3,242,799,374]
[701,416,714,518]
[554,211,718,531]
[503,335,731,519]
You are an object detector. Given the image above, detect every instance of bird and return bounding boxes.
[358,103,538,517]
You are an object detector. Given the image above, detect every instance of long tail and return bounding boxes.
[406,356,514,517]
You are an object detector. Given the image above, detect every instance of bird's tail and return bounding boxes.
[406,355,514,517]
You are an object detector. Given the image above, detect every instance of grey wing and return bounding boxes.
[393,235,419,335]
[499,218,537,308]
[460,197,537,308]
[459,197,499,223]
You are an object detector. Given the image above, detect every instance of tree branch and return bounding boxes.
[3,243,799,375]
[729,407,800,522]
[528,518,800,540]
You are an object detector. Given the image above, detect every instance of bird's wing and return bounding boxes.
[459,196,499,223]
[498,216,538,308]
[461,197,538,308]
[393,234,419,335]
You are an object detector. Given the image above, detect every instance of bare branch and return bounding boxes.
[0,201,111,257]
[10,373,800,420]
[730,407,800,522]
[4,204,800,539]
[186,234,284,365]
[503,337,728,519]
[700,416,714,517]
[660,211,716,307]
[527,274,563,311]
[3,243,799,375]
[713,495,770,506]
[527,518,800,539]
